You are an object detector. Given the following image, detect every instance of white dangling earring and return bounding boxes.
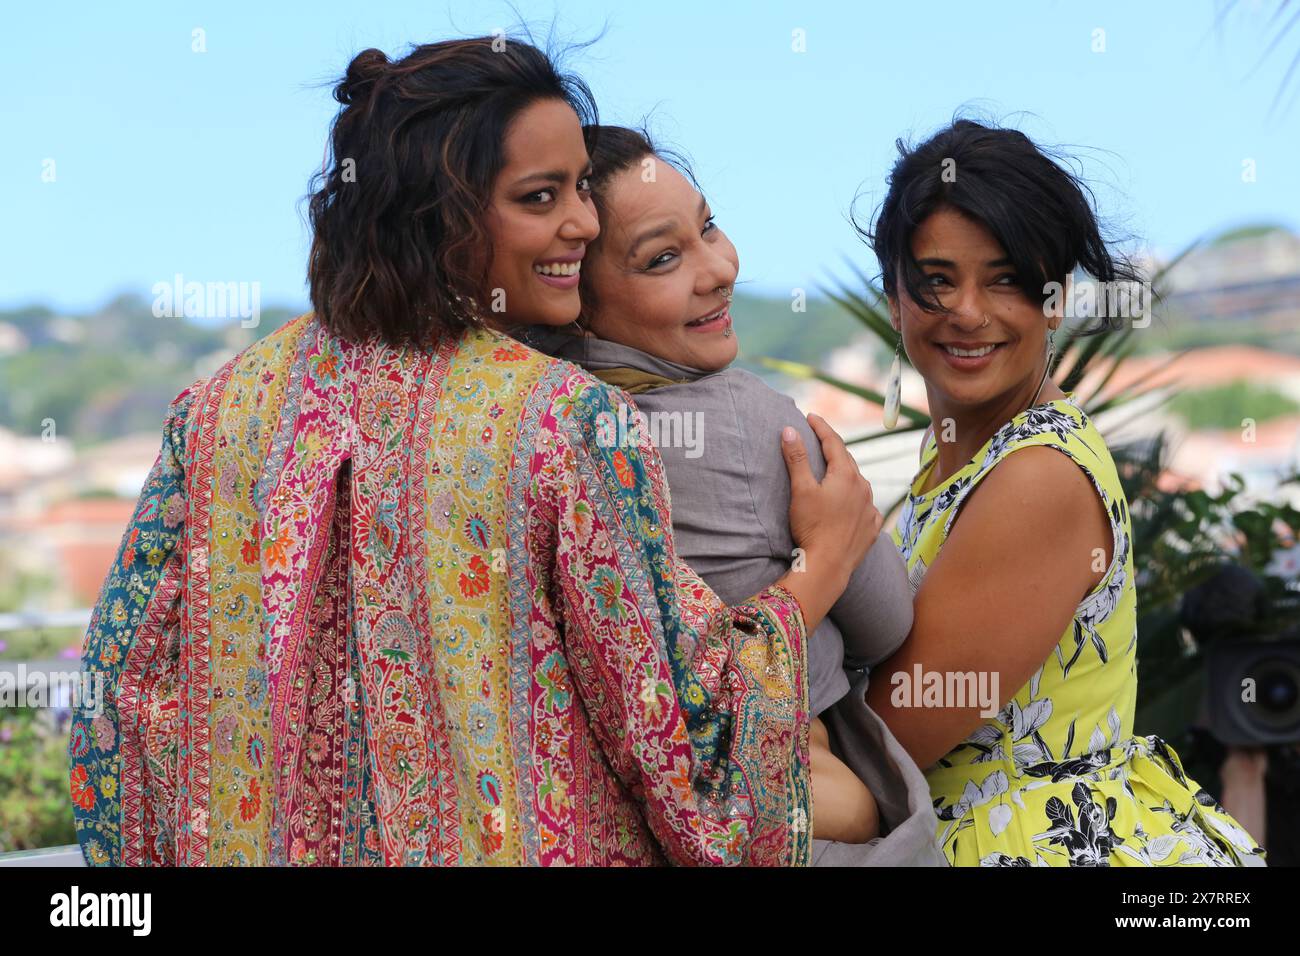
[883,336,903,429]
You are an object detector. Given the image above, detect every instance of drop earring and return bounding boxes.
[883,333,903,429]
[1030,323,1058,406]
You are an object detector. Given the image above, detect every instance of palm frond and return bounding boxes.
[755,356,930,426]
[1215,0,1300,116]
[1085,349,1190,413]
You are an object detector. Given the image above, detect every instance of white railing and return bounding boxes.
[0,610,92,632]
[0,845,85,866]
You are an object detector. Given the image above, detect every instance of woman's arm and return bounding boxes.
[865,445,1113,770]
[732,377,903,669]
[69,384,200,866]
[539,374,874,865]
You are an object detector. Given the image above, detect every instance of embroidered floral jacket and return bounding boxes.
[69,314,811,866]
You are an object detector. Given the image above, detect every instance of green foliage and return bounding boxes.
[0,709,76,853]
[1121,446,1300,789]
[0,628,82,662]
[0,295,301,448]
[1128,316,1300,355]
[0,550,55,613]
[731,291,882,375]
[1167,381,1300,430]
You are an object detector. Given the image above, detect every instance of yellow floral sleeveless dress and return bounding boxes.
[890,392,1267,867]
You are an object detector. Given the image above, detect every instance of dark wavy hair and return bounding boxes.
[307,37,598,346]
[577,125,697,322]
[860,118,1144,334]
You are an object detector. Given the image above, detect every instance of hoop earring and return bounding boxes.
[883,334,903,429]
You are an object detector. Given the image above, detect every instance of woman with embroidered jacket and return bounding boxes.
[66,38,881,867]
[522,126,945,865]
[861,119,1266,866]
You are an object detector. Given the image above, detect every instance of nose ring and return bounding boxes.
[981,315,990,328]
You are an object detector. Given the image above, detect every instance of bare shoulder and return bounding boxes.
[937,444,1112,605]
[973,445,1098,523]
[959,444,1111,566]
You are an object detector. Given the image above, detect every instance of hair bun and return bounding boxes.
[336,47,390,105]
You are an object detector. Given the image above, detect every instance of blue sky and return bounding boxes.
[3,0,1298,312]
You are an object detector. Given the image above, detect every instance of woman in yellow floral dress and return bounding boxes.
[863,120,1267,866]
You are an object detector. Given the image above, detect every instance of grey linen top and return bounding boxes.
[523,327,914,716]
[522,326,945,866]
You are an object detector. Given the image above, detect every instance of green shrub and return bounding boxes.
[0,708,76,853]
[1168,381,1300,430]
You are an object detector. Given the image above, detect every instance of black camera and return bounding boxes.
[1207,638,1300,745]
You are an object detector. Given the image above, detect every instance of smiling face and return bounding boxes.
[581,160,739,371]
[890,206,1062,412]
[482,98,600,327]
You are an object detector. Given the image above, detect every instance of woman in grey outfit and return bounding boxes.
[520,126,945,865]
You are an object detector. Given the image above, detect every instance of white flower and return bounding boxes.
[989,803,1013,837]
[953,771,1009,818]
[1206,812,1257,852]
[1146,834,1179,863]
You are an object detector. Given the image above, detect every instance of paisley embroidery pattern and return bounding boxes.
[70,315,811,866]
